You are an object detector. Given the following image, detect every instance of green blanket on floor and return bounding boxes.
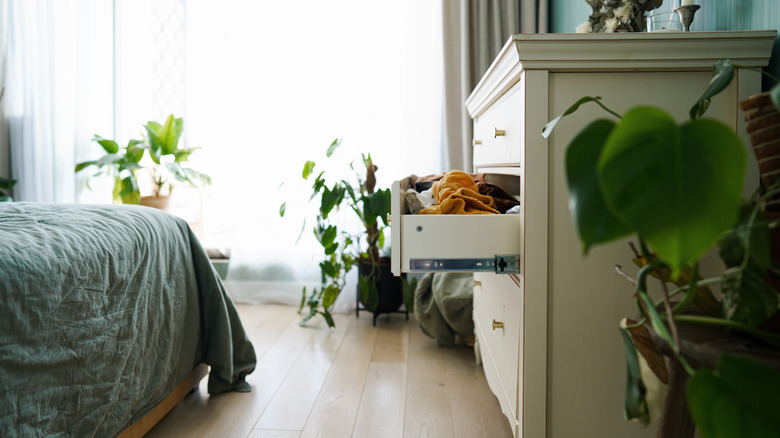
[413,272,474,346]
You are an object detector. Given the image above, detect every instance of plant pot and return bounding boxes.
[764,210,780,290]
[757,210,780,335]
[741,92,780,210]
[139,195,171,211]
[741,95,780,333]
[357,256,405,325]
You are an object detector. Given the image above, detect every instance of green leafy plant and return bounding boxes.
[0,89,12,203]
[543,60,780,437]
[75,135,145,204]
[280,138,395,328]
[75,114,211,204]
[0,176,17,202]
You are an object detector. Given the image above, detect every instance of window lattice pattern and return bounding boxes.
[151,0,186,121]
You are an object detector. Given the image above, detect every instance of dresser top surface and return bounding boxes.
[502,30,776,66]
[508,30,776,42]
[466,30,777,117]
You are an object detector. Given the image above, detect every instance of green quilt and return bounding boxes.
[414,272,474,347]
[0,203,256,437]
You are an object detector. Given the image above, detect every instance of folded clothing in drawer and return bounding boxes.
[400,170,519,215]
[391,174,523,276]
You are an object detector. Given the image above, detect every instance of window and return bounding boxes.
[114,0,444,307]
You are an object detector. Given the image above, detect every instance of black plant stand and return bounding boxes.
[355,296,409,326]
[355,260,408,326]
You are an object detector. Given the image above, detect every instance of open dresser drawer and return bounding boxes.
[389,174,522,277]
[389,171,527,435]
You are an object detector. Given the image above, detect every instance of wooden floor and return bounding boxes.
[146,303,512,438]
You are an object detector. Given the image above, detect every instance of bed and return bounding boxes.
[0,202,257,437]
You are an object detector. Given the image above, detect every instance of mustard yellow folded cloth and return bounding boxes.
[432,170,478,204]
[419,187,499,215]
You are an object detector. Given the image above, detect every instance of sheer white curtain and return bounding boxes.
[3,0,113,203]
[3,0,444,312]
[181,1,444,310]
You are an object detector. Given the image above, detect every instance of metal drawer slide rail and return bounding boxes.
[409,254,520,274]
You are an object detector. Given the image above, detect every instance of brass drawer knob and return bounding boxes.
[492,319,504,330]
[494,128,505,137]
[473,139,482,146]
[473,280,482,287]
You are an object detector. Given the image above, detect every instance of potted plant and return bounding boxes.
[75,134,146,204]
[280,138,413,328]
[0,90,14,203]
[542,60,780,437]
[0,177,17,202]
[76,114,211,207]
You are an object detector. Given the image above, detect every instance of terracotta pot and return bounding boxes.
[741,92,780,210]
[739,92,780,329]
[139,195,171,211]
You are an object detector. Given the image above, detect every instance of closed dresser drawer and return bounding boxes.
[472,84,524,167]
[473,272,522,425]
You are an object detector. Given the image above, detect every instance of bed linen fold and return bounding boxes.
[0,202,256,437]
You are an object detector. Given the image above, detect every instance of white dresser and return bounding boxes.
[393,31,776,437]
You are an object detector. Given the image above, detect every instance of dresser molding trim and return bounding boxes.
[466,30,777,119]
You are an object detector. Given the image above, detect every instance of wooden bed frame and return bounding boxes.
[117,363,209,438]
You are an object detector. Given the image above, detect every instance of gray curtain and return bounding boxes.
[441,0,548,172]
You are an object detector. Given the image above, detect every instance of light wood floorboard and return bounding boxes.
[147,303,512,438]
[247,430,301,438]
[298,313,379,438]
[370,315,410,363]
[403,320,458,438]
[352,362,407,438]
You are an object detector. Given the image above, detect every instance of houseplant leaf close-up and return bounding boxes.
[565,118,631,253]
[145,114,184,159]
[687,355,780,438]
[0,176,18,202]
[597,106,746,273]
[690,59,735,120]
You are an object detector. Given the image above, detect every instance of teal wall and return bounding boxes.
[549,0,780,90]
[550,0,590,34]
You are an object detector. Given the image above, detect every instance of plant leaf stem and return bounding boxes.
[670,314,780,346]
[733,63,780,84]
[635,263,696,375]
[672,262,699,315]
[592,99,623,120]
[615,264,638,286]
[656,267,682,353]
[664,276,723,300]
[623,317,648,330]
[635,264,675,349]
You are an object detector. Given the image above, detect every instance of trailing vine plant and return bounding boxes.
[280,138,396,328]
